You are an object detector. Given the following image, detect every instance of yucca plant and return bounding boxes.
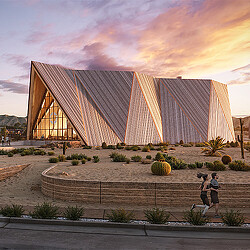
[107,208,134,223]
[144,208,170,224]
[183,210,209,225]
[202,137,226,156]
[0,204,24,217]
[221,209,245,226]
[30,202,58,219]
[63,206,84,220]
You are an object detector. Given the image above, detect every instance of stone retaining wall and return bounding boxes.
[42,166,250,207]
[0,164,30,181]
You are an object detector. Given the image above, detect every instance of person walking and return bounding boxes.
[1,136,4,146]
[6,136,10,146]
[191,173,210,216]
[209,172,220,218]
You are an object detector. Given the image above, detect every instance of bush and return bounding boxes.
[0,204,24,217]
[132,146,140,151]
[58,155,66,162]
[164,154,187,170]
[221,155,232,165]
[20,152,26,156]
[221,209,245,226]
[107,208,134,223]
[146,155,152,159]
[81,159,86,164]
[151,161,171,176]
[34,149,46,155]
[30,202,58,219]
[179,140,184,145]
[116,143,124,149]
[63,206,84,220]
[131,155,142,162]
[48,151,55,156]
[71,160,79,165]
[206,161,226,171]
[188,163,197,169]
[182,144,192,147]
[82,145,92,149]
[183,210,209,225]
[230,141,239,147]
[154,152,165,162]
[195,162,203,168]
[102,142,107,149]
[125,158,130,164]
[113,154,127,162]
[0,149,8,155]
[109,152,119,158]
[93,155,100,163]
[87,157,91,161]
[229,160,250,171]
[195,143,204,147]
[144,208,170,224]
[142,146,150,152]
[51,146,55,150]
[49,157,59,163]
[7,152,14,157]
[66,155,72,160]
[107,145,116,150]
[205,162,213,168]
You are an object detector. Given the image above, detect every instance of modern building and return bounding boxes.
[27,61,235,145]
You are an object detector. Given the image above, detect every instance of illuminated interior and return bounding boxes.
[33,91,79,140]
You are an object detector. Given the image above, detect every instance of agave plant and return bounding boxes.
[202,137,226,156]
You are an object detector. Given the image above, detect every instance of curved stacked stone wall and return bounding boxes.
[0,164,30,181]
[41,166,250,207]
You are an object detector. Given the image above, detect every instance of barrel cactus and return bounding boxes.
[221,155,232,165]
[151,161,171,176]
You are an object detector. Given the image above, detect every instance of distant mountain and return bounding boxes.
[0,115,27,127]
[232,116,250,129]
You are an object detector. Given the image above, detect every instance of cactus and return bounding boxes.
[237,118,244,159]
[63,142,68,155]
[221,155,232,165]
[151,161,171,176]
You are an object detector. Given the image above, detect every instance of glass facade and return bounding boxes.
[33,91,79,140]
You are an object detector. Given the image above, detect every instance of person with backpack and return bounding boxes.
[191,173,210,217]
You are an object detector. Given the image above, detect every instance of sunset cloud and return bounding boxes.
[228,64,250,85]
[0,80,28,94]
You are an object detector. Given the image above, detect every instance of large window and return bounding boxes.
[33,91,78,140]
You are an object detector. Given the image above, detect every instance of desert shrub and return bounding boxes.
[202,137,226,156]
[71,160,79,166]
[81,159,86,164]
[179,140,184,145]
[109,152,119,158]
[20,152,26,156]
[131,155,142,162]
[7,152,14,157]
[116,143,123,149]
[107,208,134,223]
[169,147,176,150]
[95,146,101,150]
[182,143,192,147]
[151,161,171,176]
[34,149,46,155]
[183,210,209,225]
[229,160,250,171]
[48,151,55,156]
[142,146,150,152]
[125,158,130,164]
[144,208,170,224]
[147,143,155,150]
[230,141,239,147]
[63,206,84,220]
[125,146,132,150]
[0,204,24,217]
[188,163,197,169]
[66,156,72,160]
[174,144,179,147]
[121,142,126,146]
[102,142,107,149]
[146,155,152,159]
[112,154,127,162]
[164,154,187,170]
[87,157,91,161]
[93,155,100,163]
[221,209,245,226]
[195,143,204,147]
[206,161,226,171]
[82,145,92,149]
[30,202,58,219]
[195,162,203,168]
[132,146,140,151]
[221,155,232,165]
[58,155,66,162]
[156,142,169,146]
[107,145,116,150]
[189,142,194,146]
[0,149,8,155]
[49,157,59,163]
[51,146,55,150]
[154,152,165,162]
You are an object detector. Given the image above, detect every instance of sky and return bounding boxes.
[0,0,249,117]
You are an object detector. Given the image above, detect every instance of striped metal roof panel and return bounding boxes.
[160,80,203,143]
[125,76,161,145]
[160,79,210,141]
[74,70,133,141]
